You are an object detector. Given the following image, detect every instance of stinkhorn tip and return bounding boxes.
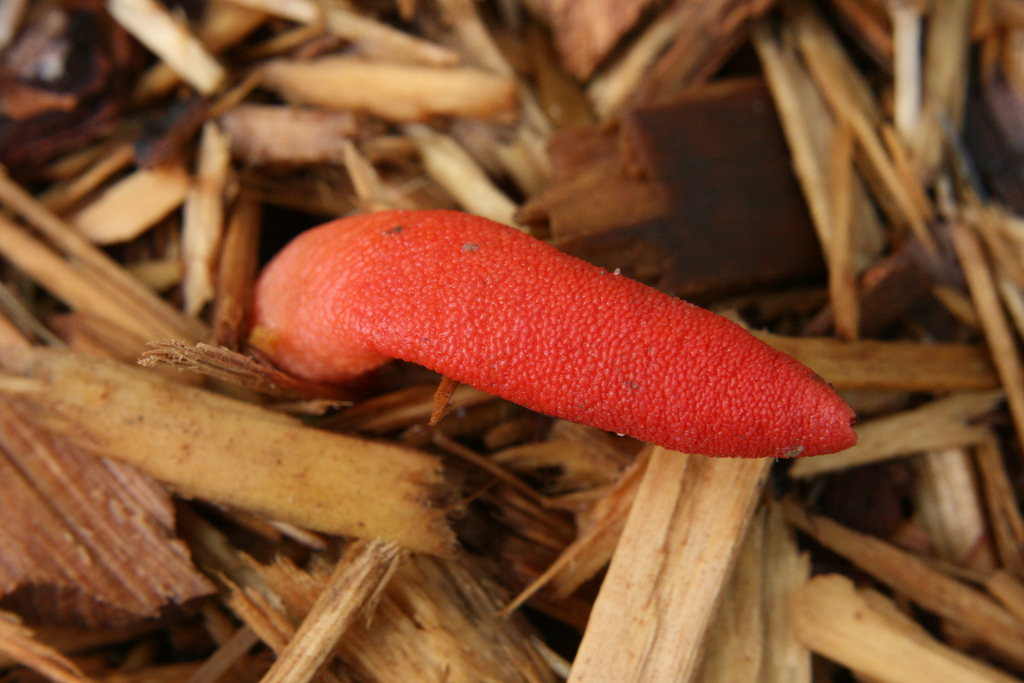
[252,209,857,458]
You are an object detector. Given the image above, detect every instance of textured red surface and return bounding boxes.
[253,210,857,458]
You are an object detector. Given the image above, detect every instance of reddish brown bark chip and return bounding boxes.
[0,401,214,627]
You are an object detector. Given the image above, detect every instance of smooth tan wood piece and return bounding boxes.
[403,123,519,226]
[792,574,1020,683]
[785,502,1024,670]
[107,0,225,95]
[219,105,359,166]
[72,163,191,245]
[914,448,996,570]
[790,390,1004,478]
[0,215,153,343]
[760,504,811,683]
[694,507,765,683]
[261,57,518,123]
[827,118,860,339]
[758,334,999,392]
[568,449,770,682]
[131,1,266,104]
[182,121,231,316]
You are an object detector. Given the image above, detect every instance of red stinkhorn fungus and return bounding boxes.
[252,210,857,458]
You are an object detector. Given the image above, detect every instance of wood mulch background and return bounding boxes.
[2,0,1024,681]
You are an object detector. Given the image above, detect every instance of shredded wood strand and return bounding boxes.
[0,166,206,340]
[952,223,1024,458]
[0,612,92,683]
[259,541,404,683]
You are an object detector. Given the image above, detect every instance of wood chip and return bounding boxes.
[210,199,259,350]
[913,447,996,570]
[182,625,259,683]
[0,165,206,341]
[827,118,860,338]
[326,382,495,434]
[321,5,461,66]
[228,551,558,681]
[975,433,1024,577]
[214,0,321,23]
[760,503,811,683]
[524,21,596,128]
[501,452,648,614]
[182,121,231,316]
[259,541,404,683]
[0,307,29,347]
[629,0,774,107]
[131,1,266,104]
[0,0,28,50]
[758,334,999,392]
[891,0,924,147]
[620,78,826,298]
[261,56,518,123]
[343,553,559,681]
[588,0,771,117]
[533,0,658,79]
[436,0,517,77]
[987,570,1024,623]
[789,390,1004,478]
[72,163,192,245]
[0,346,454,554]
[753,19,885,275]
[787,0,936,251]
[40,141,135,214]
[952,222,1024,458]
[517,121,669,242]
[785,501,1024,671]
[586,5,690,118]
[0,612,91,683]
[0,399,214,626]
[139,341,349,401]
[0,214,154,343]
[694,506,765,683]
[791,574,1020,683]
[916,0,974,177]
[403,123,519,225]
[107,0,226,95]
[567,449,770,682]
[219,105,359,166]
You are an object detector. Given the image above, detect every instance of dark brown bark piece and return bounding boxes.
[523,78,824,299]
